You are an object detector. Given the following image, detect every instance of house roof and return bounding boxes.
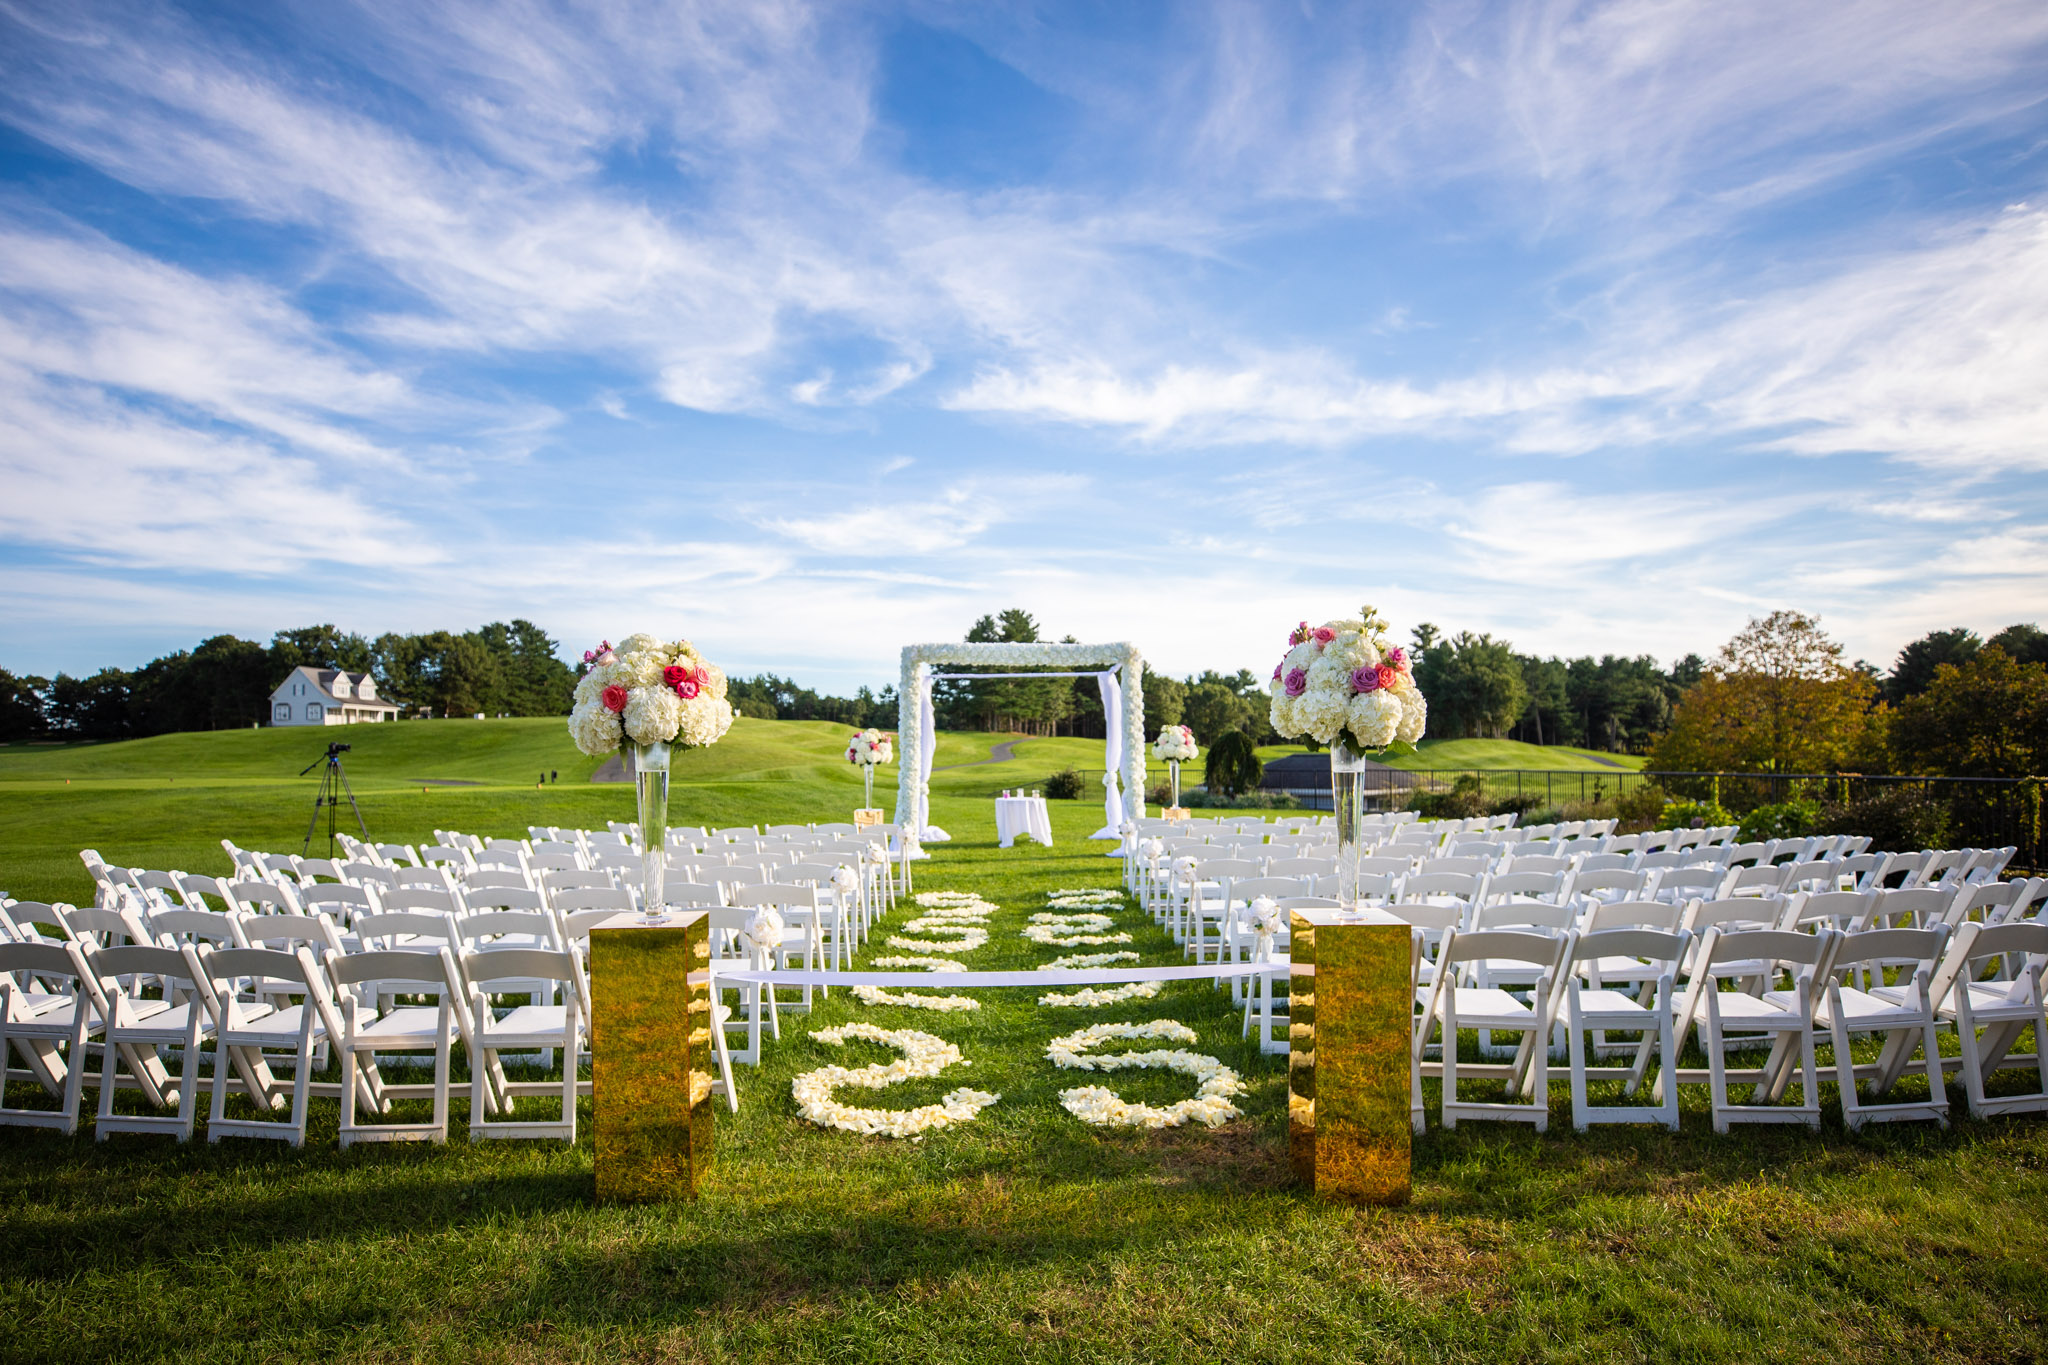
[272,664,400,708]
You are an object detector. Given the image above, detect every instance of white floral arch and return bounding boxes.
[895,641,1147,852]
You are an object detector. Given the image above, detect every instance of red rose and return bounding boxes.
[675,679,700,699]
[601,685,629,712]
[663,665,690,689]
[1376,665,1397,690]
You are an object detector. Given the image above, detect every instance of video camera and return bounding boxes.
[326,742,352,757]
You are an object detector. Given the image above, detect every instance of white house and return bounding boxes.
[269,666,401,726]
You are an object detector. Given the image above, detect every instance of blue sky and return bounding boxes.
[2,0,2046,693]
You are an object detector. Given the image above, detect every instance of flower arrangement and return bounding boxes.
[1152,725,1199,763]
[568,633,734,756]
[741,907,785,955]
[1038,981,1164,1007]
[1043,950,1141,970]
[1046,1020,1245,1129]
[1267,605,1427,751]
[791,1024,999,1138]
[852,985,979,1012]
[845,729,893,766]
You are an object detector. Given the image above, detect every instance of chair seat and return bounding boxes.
[1692,989,1803,1027]
[1578,956,1662,982]
[1,999,101,1036]
[1817,986,1926,1028]
[1438,988,1541,1027]
[350,1007,450,1046]
[219,1004,317,1046]
[1941,981,2044,1023]
[108,1001,207,1042]
[478,1005,572,1046]
[1573,988,1656,1019]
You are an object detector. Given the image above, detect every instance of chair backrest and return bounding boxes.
[527,846,587,873]
[1416,856,1488,878]
[456,910,561,950]
[90,943,204,998]
[1355,855,1415,878]
[1779,860,1839,893]
[552,887,635,916]
[1446,841,1506,860]
[542,869,614,897]
[658,882,725,909]
[325,947,459,993]
[1384,902,1463,932]
[380,887,461,916]
[354,911,456,951]
[1653,868,1724,901]
[300,883,379,921]
[1503,854,1570,876]
[1636,850,1689,872]
[1402,871,1481,901]
[230,911,348,957]
[1683,897,1785,936]
[1697,927,1829,976]
[57,902,153,948]
[0,901,68,941]
[203,944,332,1018]
[371,843,421,866]
[1439,927,1570,970]
[1722,863,1790,897]
[1574,853,1632,875]
[730,883,819,911]
[1864,887,1954,931]
[1582,900,1682,932]
[1570,928,1688,973]
[1484,871,1568,904]
[1472,899,1575,933]
[417,845,475,870]
[340,862,399,890]
[150,908,240,947]
[462,868,532,892]
[1265,857,1336,878]
[1784,890,1870,933]
[227,881,300,916]
[1830,926,1947,974]
[1225,876,1308,903]
[460,946,584,1001]
[1191,859,1263,883]
[1573,867,1649,898]
[460,886,547,915]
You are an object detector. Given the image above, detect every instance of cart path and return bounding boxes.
[934,740,1021,771]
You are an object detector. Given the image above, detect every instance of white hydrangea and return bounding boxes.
[617,633,662,656]
[675,696,733,748]
[699,662,729,702]
[1348,689,1402,748]
[623,686,683,745]
[568,702,620,755]
[613,650,665,691]
[1296,689,1350,745]
[1284,641,1317,675]
[1397,687,1427,744]
[573,670,608,708]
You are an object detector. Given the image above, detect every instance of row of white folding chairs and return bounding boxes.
[0,912,617,1146]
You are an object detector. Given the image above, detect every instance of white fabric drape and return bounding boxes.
[1092,666,1124,839]
[917,677,949,841]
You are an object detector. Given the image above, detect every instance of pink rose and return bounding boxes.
[1284,667,1308,698]
[601,685,629,712]
[1289,621,1312,645]
[1386,646,1407,668]
[596,650,617,666]
[1377,664,1397,690]
[1313,627,1335,646]
[674,678,700,700]
[1350,665,1380,694]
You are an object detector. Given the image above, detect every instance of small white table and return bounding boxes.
[994,796,1053,848]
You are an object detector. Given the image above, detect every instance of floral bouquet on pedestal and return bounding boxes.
[845,727,893,815]
[1268,606,1427,907]
[1152,725,1198,812]
[568,634,733,920]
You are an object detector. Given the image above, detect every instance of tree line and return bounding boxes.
[0,621,579,741]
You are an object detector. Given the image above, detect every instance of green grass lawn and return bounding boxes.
[1,724,2044,1363]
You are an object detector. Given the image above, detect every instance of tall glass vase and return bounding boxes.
[1168,759,1181,809]
[861,761,875,811]
[1329,737,1369,910]
[633,739,671,921]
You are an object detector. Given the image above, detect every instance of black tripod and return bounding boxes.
[301,742,369,855]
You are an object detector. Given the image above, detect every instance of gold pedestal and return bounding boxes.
[1289,908,1412,1204]
[589,911,714,1202]
[853,808,885,830]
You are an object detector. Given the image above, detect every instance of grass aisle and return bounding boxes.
[2,809,2046,1362]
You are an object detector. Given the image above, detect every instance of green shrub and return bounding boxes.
[1042,768,1086,800]
[1739,799,1820,842]
[1521,806,1565,827]
[1185,789,1300,810]
[1488,791,1547,819]
[1813,788,1951,853]
[1204,730,1265,799]
[1409,775,1488,820]
[1612,783,1669,832]
[1663,798,1733,830]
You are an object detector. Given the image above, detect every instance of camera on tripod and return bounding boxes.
[301,741,367,853]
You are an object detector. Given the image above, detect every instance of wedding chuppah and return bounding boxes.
[893,640,1146,853]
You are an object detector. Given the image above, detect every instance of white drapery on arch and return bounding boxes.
[894,641,1147,853]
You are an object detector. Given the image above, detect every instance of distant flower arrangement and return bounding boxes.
[567,634,734,757]
[1268,605,1427,750]
[1153,724,1199,763]
[846,728,893,766]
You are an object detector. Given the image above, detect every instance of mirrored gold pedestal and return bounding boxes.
[1289,908,1412,1204]
[589,911,714,1202]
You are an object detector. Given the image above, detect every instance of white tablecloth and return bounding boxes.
[994,796,1053,848]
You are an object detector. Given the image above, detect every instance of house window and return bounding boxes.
[273,703,290,722]
[307,703,323,722]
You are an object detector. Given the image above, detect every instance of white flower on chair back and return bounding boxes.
[741,907,785,954]
[1243,895,1284,941]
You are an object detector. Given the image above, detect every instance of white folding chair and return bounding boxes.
[1817,927,1952,1129]
[0,940,99,1134]
[325,948,474,1146]
[87,943,213,1142]
[1564,929,1687,1132]
[199,945,365,1146]
[1663,928,1836,1132]
[1935,921,2048,1119]
[1415,927,1572,1131]
[462,948,588,1142]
